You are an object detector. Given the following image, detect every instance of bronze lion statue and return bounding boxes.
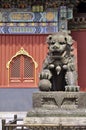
[38,31,79,91]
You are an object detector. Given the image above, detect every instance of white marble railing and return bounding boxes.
[0,112,26,130]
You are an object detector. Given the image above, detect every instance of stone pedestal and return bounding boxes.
[24,92,86,126]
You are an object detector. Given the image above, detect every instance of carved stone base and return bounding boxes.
[32,91,86,109]
[24,117,86,125]
[24,92,86,126]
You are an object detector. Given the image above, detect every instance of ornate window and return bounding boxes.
[6,48,38,86]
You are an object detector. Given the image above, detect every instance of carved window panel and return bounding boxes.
[9,55,35,83]
[23,56,35,82]
[10,56,21,78]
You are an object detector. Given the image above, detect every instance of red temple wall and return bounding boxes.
[0,34,48,87]
[71,30,86,91]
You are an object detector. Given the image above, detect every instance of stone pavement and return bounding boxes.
[0,112,27,130]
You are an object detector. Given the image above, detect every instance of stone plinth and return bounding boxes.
[24,117,86,125]
[32,92,86,109]
[24,92,86,126]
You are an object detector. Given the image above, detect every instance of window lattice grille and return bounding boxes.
[10,56,20,78]
[24,56,34,78]
[10,54,35,83]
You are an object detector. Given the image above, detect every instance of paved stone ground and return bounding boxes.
[0,112,27,130]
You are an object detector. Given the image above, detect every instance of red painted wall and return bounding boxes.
[71,30,86,91]
[0,34,48,88]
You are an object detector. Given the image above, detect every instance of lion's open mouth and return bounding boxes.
[51,51,65,59]
[52,51,61,56]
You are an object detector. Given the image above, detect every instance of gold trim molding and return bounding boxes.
[6,47,38,69]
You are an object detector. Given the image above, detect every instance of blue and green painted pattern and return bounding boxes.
[0,7,72,34]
